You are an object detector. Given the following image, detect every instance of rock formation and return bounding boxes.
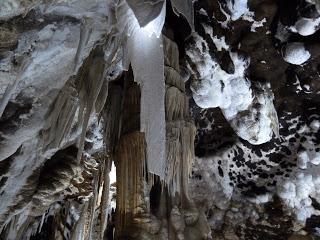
[1,0,320,239]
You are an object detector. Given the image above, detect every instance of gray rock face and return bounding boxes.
[0,0,110,236]
[0,0,320,239]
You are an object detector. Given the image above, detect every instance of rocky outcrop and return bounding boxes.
[1,0,320,239]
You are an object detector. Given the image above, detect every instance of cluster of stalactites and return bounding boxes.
[113,36,211,239]
[0,1,199,239]
[163,36,196,199]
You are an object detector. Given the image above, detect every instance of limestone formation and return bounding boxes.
[1,0,320,239]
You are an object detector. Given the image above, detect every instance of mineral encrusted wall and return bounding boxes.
[1,0,320,239]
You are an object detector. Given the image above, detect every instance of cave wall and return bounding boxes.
[0,0,320,239]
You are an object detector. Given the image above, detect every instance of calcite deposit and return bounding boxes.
[1,0,320,239]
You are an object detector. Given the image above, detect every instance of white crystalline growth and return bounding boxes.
[212,36,229,51]
[189,156,234,212]
[276,118,320,223]
[291,17,320,36]
[282,42,311,65]
[277,172,320,223]
[230,84,279,145]
[309,152,320,165]
[310,120,320,131]
[188,34,252,114]
[187,33,279,145]
[202,24,229,51]
[250,18,266,32]
[226,0,249,21]
[297,151,309,169]
[296,144,320,167]
[219,0,266,32]
[242,13,267,32]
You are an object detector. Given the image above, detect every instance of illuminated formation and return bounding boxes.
[1,0,320,239]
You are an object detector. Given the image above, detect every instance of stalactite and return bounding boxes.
[74,17,93,72]
[28,146,80,217]
[115,131,149,237]
[40,47,106,157]
[117,0,167,179]
[163,36,212,239]
[0,179,38,238]
[0,2,204,238]
[70,201,89,240]
[41,82,79,153]
[163,36,196,201]
[100,84,123,240]
[112,36,211,239]
[115,78,147,238]
[75,47,107,163]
